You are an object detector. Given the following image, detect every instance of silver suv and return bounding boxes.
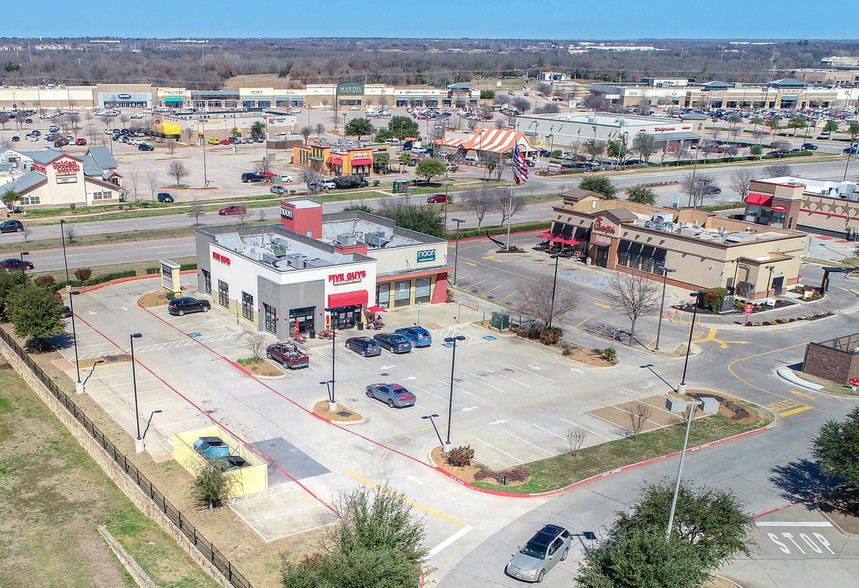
[506,524,571,583]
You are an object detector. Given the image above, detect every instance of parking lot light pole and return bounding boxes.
[451,218,465,286]
[19,251,29,284]
[444,335,466,444]
[141,409,162,444]
[654,266,676,351]
[548,253,561,329]
[320,380,335,410]
[665,396,718,540]
[59,219,82,391]
[678,291,706,396]
[324,307,337,410]
[421,414,444,449]
[130,333,144,453]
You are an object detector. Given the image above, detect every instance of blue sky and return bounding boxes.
[10,0,859,39]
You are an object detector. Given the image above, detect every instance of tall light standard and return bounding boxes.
[665,395,718,539]
[421,414,445,449]
[654,266,676,351]
[678,291,706,395]
[323,307,337,410]
[60,219,82,391]
[451,218,465,286]
[444,335,466,444]
[18,251,29,284]
[129,332,144,453]
[548,253,562,329]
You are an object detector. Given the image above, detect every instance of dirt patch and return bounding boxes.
[669,389,759,425]
[818,486,859,534]
[557,342,618,367]
[138,290,175,308]
[240,360,284,377]
[78,354,131,369]
[430,446,531,487]
[313,401,364,422]
[704,575,741,588]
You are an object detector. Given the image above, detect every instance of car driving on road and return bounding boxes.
[219,205,247,216]
[365,383,416,408]
[167,297,211,316]
[427,194,448,203]
[373,333,412,354]
[0,257,34,270]
[0,220,24,233]
[506,524,571,583]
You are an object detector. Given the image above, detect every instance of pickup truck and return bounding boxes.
[266,342,310,369]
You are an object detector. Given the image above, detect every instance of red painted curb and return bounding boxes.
[434,425,771,498]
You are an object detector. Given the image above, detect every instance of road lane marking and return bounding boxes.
[692,327,749,349]
[778,406,813,417]
[344,469,467,527]
[483,284,502,295]
[498,290,518,302]
[756,521,832,527]
[595,303,610,309]
[427,525,474,559]
[791,390,815,399]
[468,279,486,288]
[462,374,507,393]
[727,342,810,403]
[465,261,477,267]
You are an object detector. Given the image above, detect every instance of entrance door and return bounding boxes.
[594,246,609,268]
[772,276,784,296]
[330,306,360,330]
[289,306,316,334]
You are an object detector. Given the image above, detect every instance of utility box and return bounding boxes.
[490,312,510,330]
[393,180,409,193]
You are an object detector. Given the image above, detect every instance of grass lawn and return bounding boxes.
[473,404,771,494]
[0,361,219,588]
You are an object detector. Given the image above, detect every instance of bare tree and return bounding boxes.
[626,402,653,440]
[512,97,531,114]
[299,125,312,144]
[254,159,273,176]
[605,272,661,346]
[764,163,793,178]
[491,188,525,228]
[166,139,176,158]
[167,161,190,186]
[300,166,324,191]
[22,227,32,242]
[729,168,753,201]
[187,199,205,226]
[517,274,578,329]
[673,143,690,165]
[314,123,326,138]
[145,170,159,201]
[63,223,77,243]
[243,333,267,362]
[565,426,587,457]
[681,172,715,208]
[632,133,656,163]
[257,209,267,223]
[771,140,791,152]
[238,208,249,227]
[67,112,80,132]
[463,189,494,229]
[126,168,141,201]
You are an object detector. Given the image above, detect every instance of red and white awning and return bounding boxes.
[439,137,468,147]
[461,128,534,154]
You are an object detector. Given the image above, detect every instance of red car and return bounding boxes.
[260,172,277,179]
[427,194,448,203]
[75,138,87,145]
[219,139,230,145]
[219,205,247,216]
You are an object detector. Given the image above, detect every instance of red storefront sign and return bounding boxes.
[212,252,231,265]
[328,270,366,286]
[53,160,81,175]
[594,216,616,234]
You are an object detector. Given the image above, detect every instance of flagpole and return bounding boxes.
[505,155,514,251]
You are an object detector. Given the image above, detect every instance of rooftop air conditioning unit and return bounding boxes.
[262,252,280,266]
[692,220,700,228]
[337,233,357,247]
[287,254,306,269]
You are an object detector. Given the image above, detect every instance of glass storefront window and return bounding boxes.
[376,283,390,308]
[394,280,411,307]
[263,303,277,334]
[414,278,431,303]
[242,292,254,321]
[217,280,229,308]
[202,269,211,294]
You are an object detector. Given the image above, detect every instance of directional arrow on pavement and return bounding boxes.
[490,419,507,425]
[406,475,423,485]
[120,306,128,311]
[527,364,540,370]
[461,406,478,412]
[570,367,583,373]
[381,365,396,370]
[403,376,417,381]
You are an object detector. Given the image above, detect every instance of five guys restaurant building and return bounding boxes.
[195,199,450,340]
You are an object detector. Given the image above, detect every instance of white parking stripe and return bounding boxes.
[559,417,611,440]
[436,380,481,399]
[474,437,524,464]
[505,431,554,455]
[486,370,532,388]
[756,522,833,527]
[511,365,556,383]
[532,424,568,441]
[462,374,507,393]
[409,384,448,402]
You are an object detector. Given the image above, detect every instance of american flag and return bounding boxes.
[513,144,528,185]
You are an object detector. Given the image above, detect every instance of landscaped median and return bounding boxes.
[432,393,773,497]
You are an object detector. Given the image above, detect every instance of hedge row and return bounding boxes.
[446,220,552,241]
[56,269,137,289]
[145,262,197,275]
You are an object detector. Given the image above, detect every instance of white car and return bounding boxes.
[130,113,146,119]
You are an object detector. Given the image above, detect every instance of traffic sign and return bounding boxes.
[744,303,754,316]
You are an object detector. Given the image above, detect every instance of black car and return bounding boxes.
[241,172,264,183]
[703,185,722,194]
[373,333,412,354]
[345,336,381,357]
[0,258,34,270]
[801,143,818,150]
[0,220,24,233]
[167,297,211,316]
[138,143,154,151]
[157,192,174,203]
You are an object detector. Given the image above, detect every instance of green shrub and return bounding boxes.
[179,263,197,271]
[562,346,571,356]
[81,269,136,286]
[146,266,160,275]
[165,291,177,301]
[372,180,380,186]
[602,347,617,362]
[700,288,728,313]
[34,274,56,288]
[74,267,93,281]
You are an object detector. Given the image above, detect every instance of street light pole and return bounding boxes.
[60,219,82,391]
[130,332,144,453]
[444,335,466,444]
[654,266,676,351]
[19,251,29,284]
[678,291,705,395]
[451,218,465,286]
[324,307,337,410]
[548,253,561,329]
[421,414,444,449]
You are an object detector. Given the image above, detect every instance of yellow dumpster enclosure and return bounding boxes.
[173,425,268,498]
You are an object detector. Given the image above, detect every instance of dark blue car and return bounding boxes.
[395,326,432,348]
[373,333,412,354]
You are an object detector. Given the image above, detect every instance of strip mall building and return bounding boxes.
[551,189,807,299]
[195,199,449,340]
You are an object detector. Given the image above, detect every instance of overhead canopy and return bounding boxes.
[461,128,534,154]
[351,158,372,165]
[771,205,788,212]
[439,137,467,147]
[745,192,774,207]
[327,291,368,308]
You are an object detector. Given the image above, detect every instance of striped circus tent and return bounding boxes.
[460,128,535,155]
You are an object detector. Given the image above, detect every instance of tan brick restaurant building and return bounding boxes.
[550,189,807,299]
